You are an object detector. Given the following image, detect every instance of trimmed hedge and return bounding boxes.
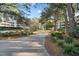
[0,31,33,37]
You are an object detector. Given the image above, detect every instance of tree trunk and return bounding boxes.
[64,8,69,34]
[67,3,76,31]
[54,7,59,31]
[54,20,57,31]
[54,12,58,31]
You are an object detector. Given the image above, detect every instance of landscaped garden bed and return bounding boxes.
[45,35,63,56]
[45,31,79,56]
[0,30,33,40]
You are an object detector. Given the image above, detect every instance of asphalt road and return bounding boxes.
[0,31,49,56]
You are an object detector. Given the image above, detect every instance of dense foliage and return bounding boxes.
[51,32,79,55]
[0,30,33,38]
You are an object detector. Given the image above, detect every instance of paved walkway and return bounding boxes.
[0,31,49,56]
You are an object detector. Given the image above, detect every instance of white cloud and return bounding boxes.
[37,10,41,14]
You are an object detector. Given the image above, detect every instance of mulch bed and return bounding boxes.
[45,36,63,56]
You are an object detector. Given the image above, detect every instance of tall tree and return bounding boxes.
[0,3,31,27]
[67,3,77,31]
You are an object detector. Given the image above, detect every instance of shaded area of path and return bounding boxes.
[0,30,50,56]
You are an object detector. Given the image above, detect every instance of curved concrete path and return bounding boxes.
[0,31,49,56]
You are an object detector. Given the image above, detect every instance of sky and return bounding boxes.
[28,3,47,18]
[18,3,79,18]
[18,3,48,19]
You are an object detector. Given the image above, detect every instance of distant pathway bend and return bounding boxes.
[0,30,50,56]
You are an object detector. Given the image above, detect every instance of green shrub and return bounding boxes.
[27,32,33,35]
[51,32,63,39]
[63,35,74,43]
[72,27,79,35]
[8,32,15,36]
[69,27,79,37]
[56,40,65,47]
[63,43,79,55]
[51,31,79,55]
[73,40,79,47]
[22,32,28,36]
[0,31,33,37]
[2,32,9,37]
[22,31,33,36]
[58,28,65,33]
[63,43,76,55]
[52,36,59,42]
[46,22,53,30]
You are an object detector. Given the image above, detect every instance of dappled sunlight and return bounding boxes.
[0,3,79,56]
[0,28,49,55]
[7,41,22,42]
[7,41,43,49]
[29,42,42,47]
[13,52,43,56]
[9,47,23,49]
